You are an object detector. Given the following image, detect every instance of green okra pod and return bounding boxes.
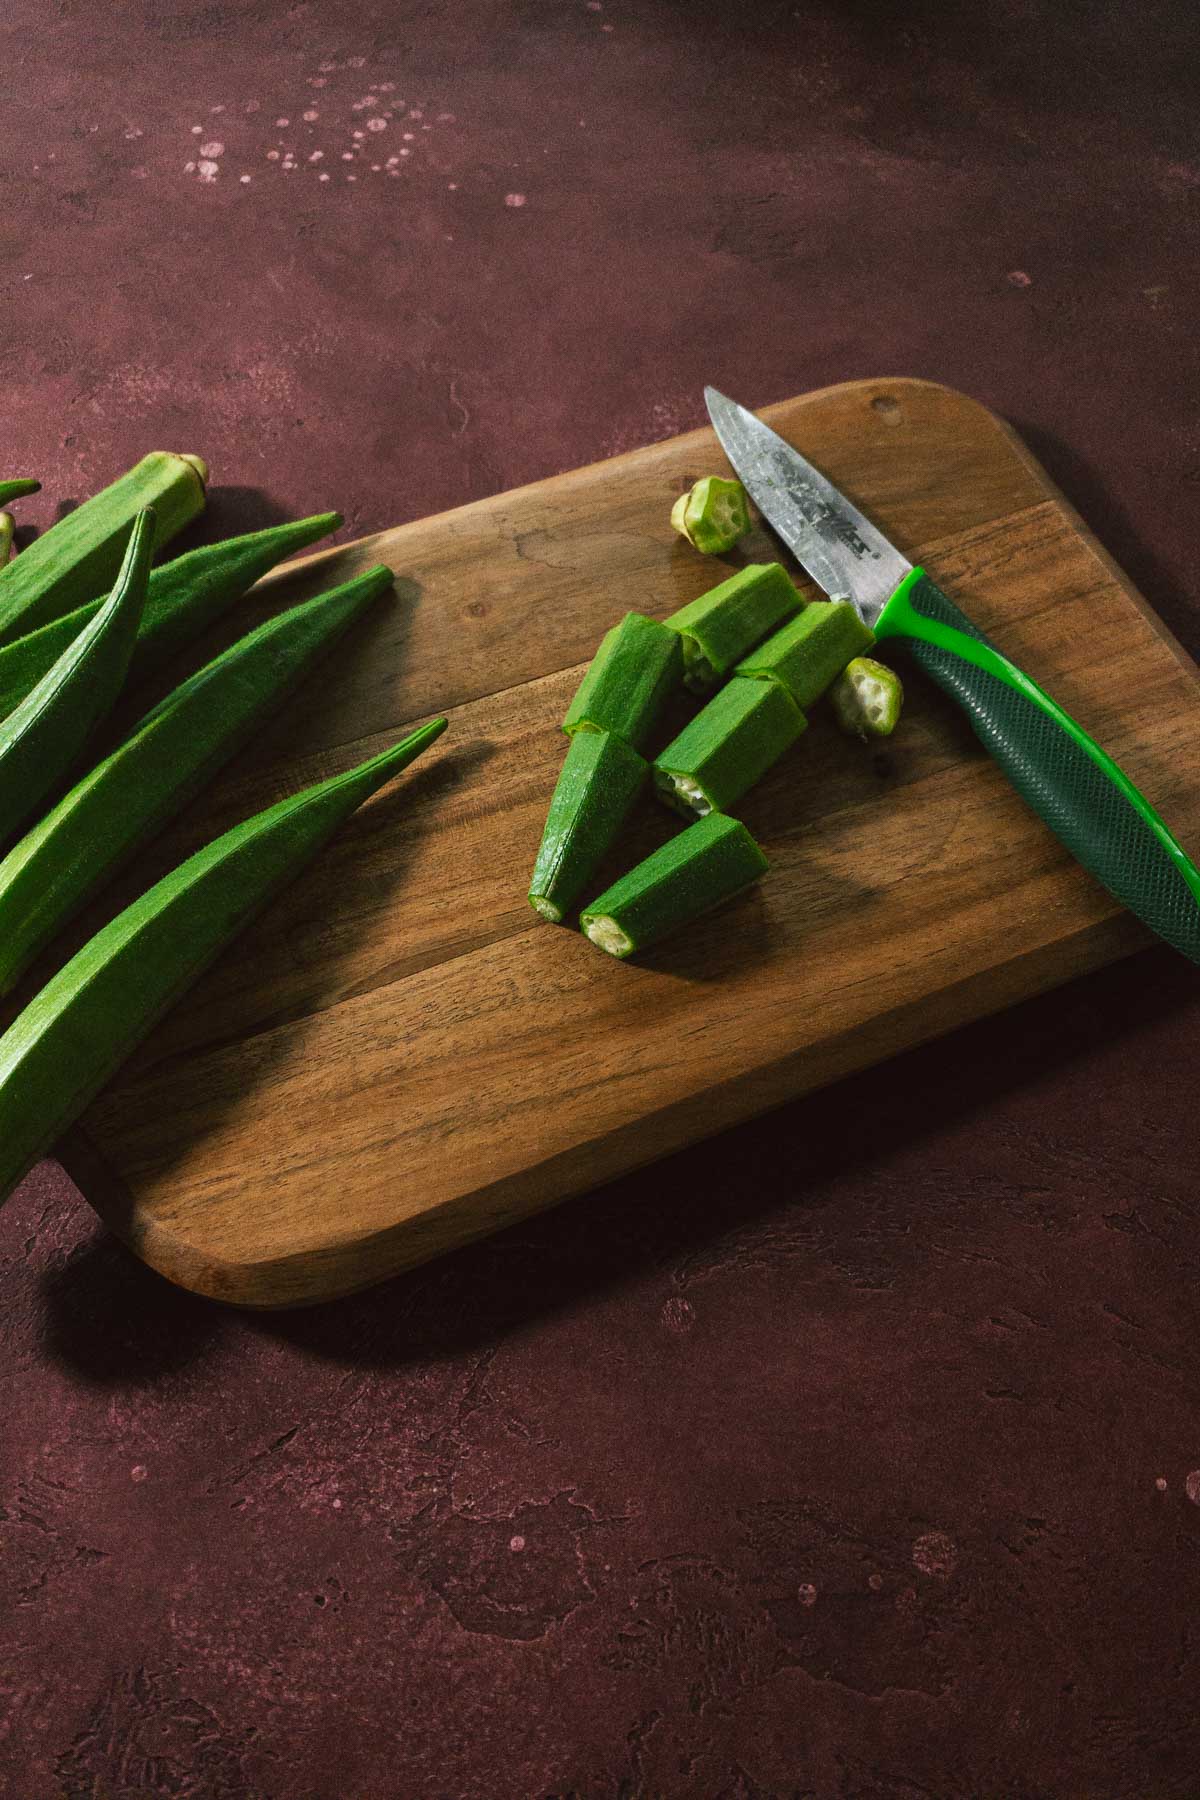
[830,655,904,739]
[0,564,393,996]
[0,451,207,646]
[0,480,40,508]
[581,811,768,958]
[0,511,342,723]
[735,599,875,710]
[562,611,683,751]
[0,509,153,846]
[670,476,752,554]
[666,562,801,693]
[0,716,447,1209]
[529,728,648,923]
[653,674,805,818]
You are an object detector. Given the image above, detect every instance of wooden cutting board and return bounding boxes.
[55,378,1200,1308]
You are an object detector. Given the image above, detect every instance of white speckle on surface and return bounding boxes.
[303,108,320,121]
[448,180,457,189]
[309,149,324,161]
[131,1465,148,1482]
[124,127,143,140]
[367,116,387,131]
[371,162,381,171]
[197,159,219,181]
[342,151,354,160]
[319,59,338,72]
[437,111,456,122]
[308,76,327,87]
[509,1535,526,1552]
[319,172,330,181]
[266,149,279,160]
[346,173,357,181]
[348,54,367,68]
[868,1572,884,1591]
[797,1583,817,1607]
[378,81,396,92]
[332,1496,342,1509]
[184,160,196,173]
[422,123,431,130]
[399,147,410,156]
[1187,1470,1200,1504]
[239,173,251,183]
[386,154,400,165]
[505,192,527,207]
[275,117,289,127]
[353,130,365,139]
[244,99,260,113]
[130,166,148,179]
[402,131,415,141]
[191,124,202,135]
[1007,269,1032,287]
[1156,1476,1168,1491]
[199,139,224,158]
[210,103,226,113]
[912,1530,958,1578]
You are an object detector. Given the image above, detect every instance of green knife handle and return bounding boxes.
[875,567,1200,963]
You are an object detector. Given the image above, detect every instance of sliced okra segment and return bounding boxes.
[735,599,874,711]
[670,476,752,555]
[666,562,801,693]
[653,674,805,819]
[580,811,768,959]
[529,728,648,924]
[0,515,12,565]
[562,611,683,751]
[830,656,904,739]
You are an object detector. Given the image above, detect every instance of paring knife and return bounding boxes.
[705,387,1200,964]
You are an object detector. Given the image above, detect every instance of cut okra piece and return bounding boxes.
[670,476,752,554]
[653,675,805,819]
[830,656,904,739]
[735,600,875,710]
[666,562,802,693]
[0,515,13,564]
[580,812,768,959]
[529,729,648,924]
[562,611,683,751]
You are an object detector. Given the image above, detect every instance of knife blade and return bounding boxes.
[705,385,1200,964]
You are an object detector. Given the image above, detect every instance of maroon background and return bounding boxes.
[3,3,1200,1796]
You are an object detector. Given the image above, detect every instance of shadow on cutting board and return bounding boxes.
[37,937,1196,1385]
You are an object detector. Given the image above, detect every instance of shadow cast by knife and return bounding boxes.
[38,933,1195,1385]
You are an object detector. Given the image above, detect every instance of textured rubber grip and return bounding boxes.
[880,571,1200,964]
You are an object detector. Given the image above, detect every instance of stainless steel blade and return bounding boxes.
[704,387,911,628]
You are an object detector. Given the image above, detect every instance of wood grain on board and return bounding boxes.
[55,378,1200,1306]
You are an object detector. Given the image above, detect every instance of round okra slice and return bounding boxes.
[528,728,648,924]
[653,674,805,819]
[735,599,874,711]
[830,655,904,738]
[666,562,801,694]
[670,476,752,554]
[562,611,683,751]
[580,812,768,958]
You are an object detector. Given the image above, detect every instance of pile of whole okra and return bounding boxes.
[528,476,903,957]
[0,456,444,1212]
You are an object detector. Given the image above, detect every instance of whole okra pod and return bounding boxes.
[0,717,447,1210]
[0,509,153,846]
[0,451,207,645]
[0,565,394,996]
[0,511,343,723]
[580,812,768,958]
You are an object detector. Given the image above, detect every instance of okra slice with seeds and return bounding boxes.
[666,562,801,693]
[670,476,752,554]
[0,509,152,846]
[562,611,683,751]
[735,600,875,710]
[581,812,768,959]
[653,675,805,819]
[0,718,447,1210]
[529,728,648,924]
[0,451,207,646]
[0,565,393,996]
[830,656,904,739]
[0,511,342,722]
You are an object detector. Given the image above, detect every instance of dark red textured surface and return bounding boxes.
[4,3,1200,1795]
